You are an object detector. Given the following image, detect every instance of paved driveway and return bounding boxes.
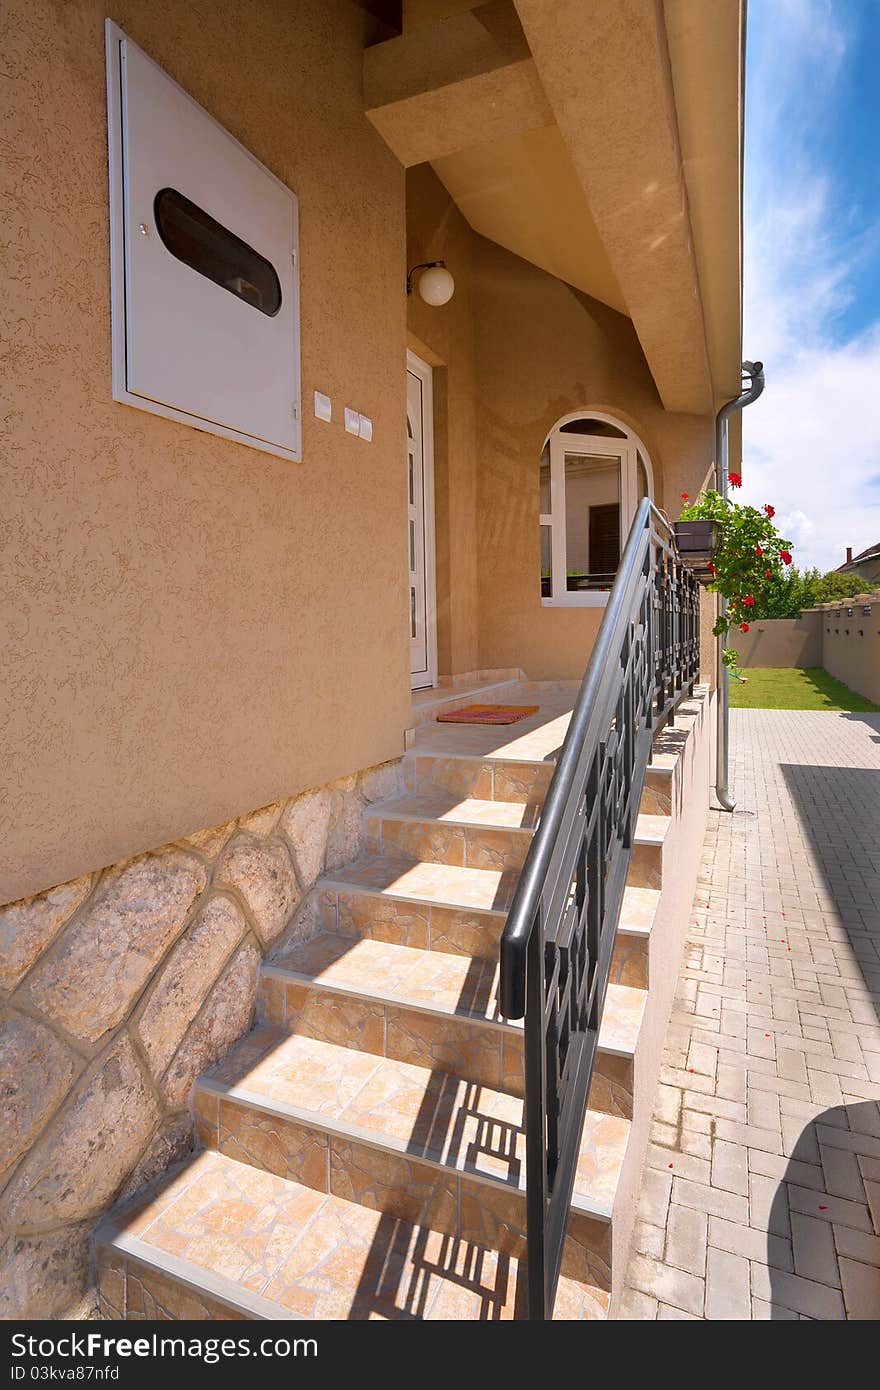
[622,709,880,1319]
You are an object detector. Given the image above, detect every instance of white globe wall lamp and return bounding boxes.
[406,260,455,306]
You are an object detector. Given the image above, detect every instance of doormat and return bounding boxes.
[437,704,539,726]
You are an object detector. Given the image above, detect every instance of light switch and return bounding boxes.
[344,407,360,436]
[314,390,332,422]
[358,413,373,442]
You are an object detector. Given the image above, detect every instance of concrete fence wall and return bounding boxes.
[729,596,880,705]
[820,602,880,704]
[729,611,823,668]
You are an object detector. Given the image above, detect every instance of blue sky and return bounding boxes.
[741,0,880,571]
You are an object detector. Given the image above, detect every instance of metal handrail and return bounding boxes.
[499,496,700,1318]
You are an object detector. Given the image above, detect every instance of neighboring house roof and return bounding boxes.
[838,542,880,572]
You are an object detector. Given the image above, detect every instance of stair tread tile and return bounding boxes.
[635,813,670,844]
[266,934,645,1054]
[199,1028,629,1217]
[367,793,540,831]
[322,854,514,913]
[102,1150,607,1320]
[620,884,660,935]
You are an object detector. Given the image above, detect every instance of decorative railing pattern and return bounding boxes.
[499,498,700,1319]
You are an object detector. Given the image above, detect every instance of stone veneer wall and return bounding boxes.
[0,758,403,1319]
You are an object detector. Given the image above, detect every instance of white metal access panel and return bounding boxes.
[106,20,301,460]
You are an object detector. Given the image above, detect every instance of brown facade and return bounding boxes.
[1,0,745,1322]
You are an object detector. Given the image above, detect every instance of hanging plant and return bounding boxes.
[678,477,793,671]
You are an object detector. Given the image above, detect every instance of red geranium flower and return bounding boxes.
[780,550,792,564]
[765,569,772,578]
[755,545,763,556]
[740,622,750,633]
[680,492,689,501]
[728,471,742,488]
[744,594,755,606]
[763,504,775,518]
[707,561,716,574]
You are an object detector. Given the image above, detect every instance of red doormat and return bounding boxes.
[437,703,540,726]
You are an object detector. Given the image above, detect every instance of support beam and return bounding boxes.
[514,0,714,416]
[364,0,552,167]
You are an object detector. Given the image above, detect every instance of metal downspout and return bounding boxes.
[715,359,765,811]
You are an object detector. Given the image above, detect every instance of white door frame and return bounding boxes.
[406,350,438,690]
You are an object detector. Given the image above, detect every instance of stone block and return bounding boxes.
[0,1223,92,1320]
[161,941,260,1109]
[0,1013,78,1183]
[280,788,332,888]
[25,851,207,1043]
[116,1115,195,1207]
[2,1034,159,1229]
[0,875,92,993]
[325,785,364,871]
[215,841,298,946]
[237,801,286,838]
[136,895,246,1078]
[357,761,403,804]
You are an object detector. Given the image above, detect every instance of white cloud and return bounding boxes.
[741,0,880,572]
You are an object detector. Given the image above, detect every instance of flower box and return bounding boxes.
[673,519,720,580]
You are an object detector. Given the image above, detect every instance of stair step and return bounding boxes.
[319,857,659,970]
[193,1029,629,1287]
[97,1150,608,1320]
[405,750,555,804]
[259,935,646,1113]
[365,793,539,871]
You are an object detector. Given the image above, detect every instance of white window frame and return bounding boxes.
[540,411,654,608]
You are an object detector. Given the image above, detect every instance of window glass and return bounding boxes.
[154,188,282,316]
[560,418,627,438]
[564,453,621,591]
[540,525,552,598]
[539,442,551,514]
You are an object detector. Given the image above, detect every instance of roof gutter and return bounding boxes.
[714,359,765,811]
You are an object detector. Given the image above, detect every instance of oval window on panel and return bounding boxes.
[153,188,282,317]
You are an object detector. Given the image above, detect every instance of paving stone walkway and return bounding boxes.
[621,708,880,1319]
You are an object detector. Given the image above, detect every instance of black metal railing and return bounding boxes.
[499,497,700,1320]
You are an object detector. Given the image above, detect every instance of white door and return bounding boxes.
[406,353,437,690]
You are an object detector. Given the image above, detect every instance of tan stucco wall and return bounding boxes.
[730,613,824,669]
[407,169,717,685]
[406,166,480,678]
[471,237,715,680]
[820,602,880,704]
[1,0,410,905]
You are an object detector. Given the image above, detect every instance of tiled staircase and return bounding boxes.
[97,682,706,1321]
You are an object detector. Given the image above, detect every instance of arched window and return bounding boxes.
[539,412,654,606]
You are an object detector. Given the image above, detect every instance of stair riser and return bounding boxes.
[258,973,522,1095]
[625,841,663,890]
[320,890,654,972]
[640,771,672,816]
[257,975,634,1116]
[98,1252,244,1321]
[194,1089,613,1293]
[318,888,506,960]
[405,754,554,805]
[610,930,649,990]
[364,812,532,872]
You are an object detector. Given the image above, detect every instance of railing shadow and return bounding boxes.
[765,759,880,1320]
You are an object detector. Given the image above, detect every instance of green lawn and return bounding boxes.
[729,666,880,712]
